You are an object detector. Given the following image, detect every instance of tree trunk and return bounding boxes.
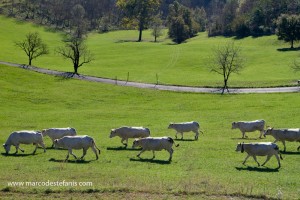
[138,27,143,42]
[291,40,294,49]
[29,58,32,66]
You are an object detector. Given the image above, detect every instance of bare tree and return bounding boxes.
[56,36,93,75]
[210,41,244,94]
[15,32,49,66]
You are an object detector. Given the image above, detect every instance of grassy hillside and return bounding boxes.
[0,15,300,88]
[0,64,299,199]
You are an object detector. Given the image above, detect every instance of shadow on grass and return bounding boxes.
[277,47,300,52]
[280,151,300,155]
[115,39,139,43]
[49,158,92,164]
[235,166,279,172]
[231,137,262,140]
[174,138,195,142]
[106,146,141,151]
[130,158,171,165]
[1,152,35,157]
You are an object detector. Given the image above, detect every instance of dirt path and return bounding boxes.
[1,61,299,94]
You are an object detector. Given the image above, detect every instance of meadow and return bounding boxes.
[0,15,300,88]
[0,64,299,199]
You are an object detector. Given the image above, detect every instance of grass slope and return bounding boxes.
[0,64,299,199]
[0,15,300,88]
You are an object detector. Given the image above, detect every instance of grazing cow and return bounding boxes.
[3,130,46,154]
[132,137,179,161]
[42,127,77,147]
[264,127,300,152]
[232,120,265,138]
[235,142,283,168]
[110,126,150,147]
[168,121,202,140]
[54,135,100,161]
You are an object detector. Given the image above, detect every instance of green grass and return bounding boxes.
[0,64,299,199]
[0,15,300,88]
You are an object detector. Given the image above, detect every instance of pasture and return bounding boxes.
[0,65,299,199]
[0,15,300,88]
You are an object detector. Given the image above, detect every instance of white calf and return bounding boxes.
[168,121,201,140]
[235,142,283,168]
[54,135,100,161]
[232,120,265,138]
[42,127,77,147]
[132,137,179,161]
[264,128,300,152]
[110,126,150,147]
[3,130,46,154]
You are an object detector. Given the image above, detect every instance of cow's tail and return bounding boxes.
[167,137,179,147]
[92,139,101,154]
[274,145,283,160]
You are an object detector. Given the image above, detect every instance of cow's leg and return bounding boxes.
[259,130,263,139]
[261,155,272,167]
[137,149,146,158]
[281,141,286,152]
[152,151,155,159]
[80,148,87,160]
[242,154,250,165]
[32,144,39,154]
[193,130,199,140]
[15,144,24,154]
[273,154,281,168]
[167,148,174,161]
[39,142,46,153]
[121,138,127,148]
[175,132,178,139]
[69,149,77,159]
[91,146,99,160]
[252,155,260,167]
[242,131,248,138]
[180,132,183,140]
[65,152,70,161]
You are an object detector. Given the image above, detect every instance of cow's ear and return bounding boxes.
[54,139,58,143]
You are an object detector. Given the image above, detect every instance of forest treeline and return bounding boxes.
[1,0,300,39]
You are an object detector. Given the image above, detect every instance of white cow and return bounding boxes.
[132,137,179,161]
[54,135,100,161]
[235,142,283,168]
[264,127,300,152]
[232,120,265,138]
[42,127,77,147]
[3,130,46,154]
[110,126,150,147]
[168,121,201,140]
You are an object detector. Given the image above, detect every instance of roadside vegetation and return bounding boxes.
[0,65,299,199]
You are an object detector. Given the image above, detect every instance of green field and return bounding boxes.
[0,64,299,199]
[0,15,300,88]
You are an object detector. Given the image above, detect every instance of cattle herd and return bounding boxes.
[2,120,300,168]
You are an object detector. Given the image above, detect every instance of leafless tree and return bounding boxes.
[210,41,244,94]
[56,36,93,75]
[15,32,49,66]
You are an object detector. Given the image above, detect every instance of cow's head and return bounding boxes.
[41,129,47,137]
[3,144,10,154]
[132,139,141,148]
[109,129,116,138]
[231,122,238,129]
[235,143,244,153]
[53,139,60,149]
[263,127,273,137]
[168,123,174,129]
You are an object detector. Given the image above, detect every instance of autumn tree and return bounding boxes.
[116,0,161,42]
[210,42,245,94]
[15,32,49,66]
